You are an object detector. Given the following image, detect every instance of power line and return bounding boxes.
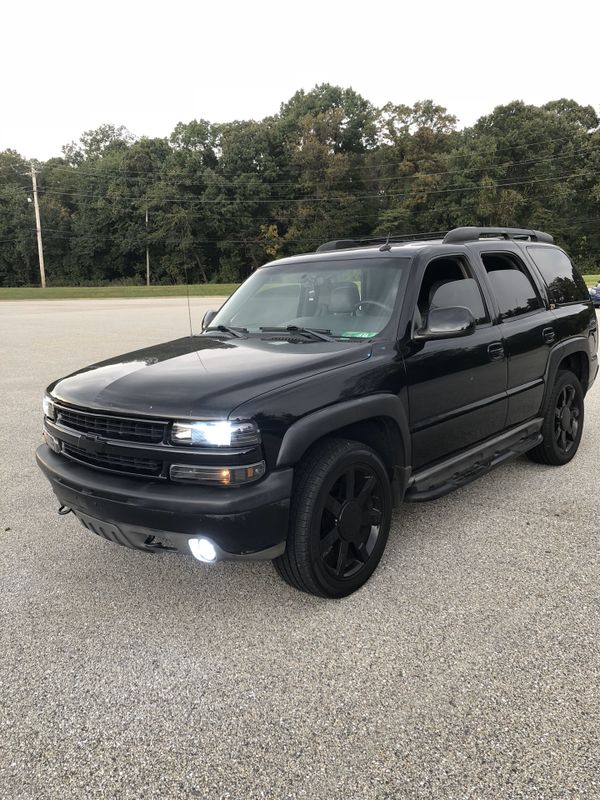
[15,167,600,230]
[12,137,599,191]
[21,229,313,244]
[17,212,600,243]
[21,168,600,205]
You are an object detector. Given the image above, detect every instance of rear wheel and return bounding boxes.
[527,369,584,465]
[274,438,392,598]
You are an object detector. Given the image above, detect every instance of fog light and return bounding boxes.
[189,537,218,563]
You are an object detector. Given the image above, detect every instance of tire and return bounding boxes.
[527,369,584,466]
[273,438,393,598]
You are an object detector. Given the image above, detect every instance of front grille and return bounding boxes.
[63,443,162,476]
[56,406,166,444]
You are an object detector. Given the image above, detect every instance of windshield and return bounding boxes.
[209,257,411,339]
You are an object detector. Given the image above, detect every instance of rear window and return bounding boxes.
[480,252,543,320]
[527,246,589,304]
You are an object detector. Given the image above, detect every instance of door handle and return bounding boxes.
[542,326,556,344]
[487,342,505,361]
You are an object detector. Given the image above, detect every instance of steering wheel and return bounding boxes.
[354,300,393,314]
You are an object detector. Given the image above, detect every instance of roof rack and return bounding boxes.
[443,227,553,244]
[316,231,447,253]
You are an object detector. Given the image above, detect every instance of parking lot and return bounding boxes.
[0,298,598,799]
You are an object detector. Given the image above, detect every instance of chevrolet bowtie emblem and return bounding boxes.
[77,433,105,453]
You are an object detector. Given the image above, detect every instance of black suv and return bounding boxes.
[37,227,598,597]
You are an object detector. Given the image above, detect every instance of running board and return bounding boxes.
[404,418,543,502]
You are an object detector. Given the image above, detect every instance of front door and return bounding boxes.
[404,254,508,470]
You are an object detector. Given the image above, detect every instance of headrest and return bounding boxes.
[330,282,360,313]
[430,278,486,321]
[429,280,452,305]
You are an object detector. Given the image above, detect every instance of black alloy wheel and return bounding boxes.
[527,369,584,466]
[553,383,581,455]
[318,463,385,580]
[274,438,392,598]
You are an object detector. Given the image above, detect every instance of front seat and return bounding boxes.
[330,282,360,315]
[429,278,486,323]
[428,280,454,309]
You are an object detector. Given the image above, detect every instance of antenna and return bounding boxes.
[183,261,193,337]
[379,232,392,252]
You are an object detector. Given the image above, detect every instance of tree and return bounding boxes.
[62,124,135,165]
[0,150,37,286]
[2,89,599,286]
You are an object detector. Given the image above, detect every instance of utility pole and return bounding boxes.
[30,164,46,289]
[145,207,150,286]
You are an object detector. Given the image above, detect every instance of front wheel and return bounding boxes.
[527,369,584,466]
[274,438,392,598]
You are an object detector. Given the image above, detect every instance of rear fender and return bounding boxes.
[542,337,591,413]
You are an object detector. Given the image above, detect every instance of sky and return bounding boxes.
[1,0,598,160]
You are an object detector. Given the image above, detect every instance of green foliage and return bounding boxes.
[1,88,599,287]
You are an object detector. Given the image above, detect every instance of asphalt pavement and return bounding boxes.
[0,299,598,799]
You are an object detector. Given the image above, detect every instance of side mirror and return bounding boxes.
[416,306,476,340]
[202,309,218,331]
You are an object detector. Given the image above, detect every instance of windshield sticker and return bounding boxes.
[339,331,376,338]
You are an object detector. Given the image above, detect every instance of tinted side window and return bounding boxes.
[481,252,543,320]
[527,246,589,304]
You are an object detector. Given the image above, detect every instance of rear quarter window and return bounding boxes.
[527,246,589,304]
[480,251,543,320]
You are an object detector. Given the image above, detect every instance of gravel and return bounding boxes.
[0,299,598,800]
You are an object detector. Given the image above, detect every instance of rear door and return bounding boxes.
[404,252,508,470]
[474,245,555,427]
[526,244,596,348]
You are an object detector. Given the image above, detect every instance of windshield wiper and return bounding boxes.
[259,325,335,342]
[205,325,248,338]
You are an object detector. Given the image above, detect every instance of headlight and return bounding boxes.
[171,420,260,447]
[42,395,55,420]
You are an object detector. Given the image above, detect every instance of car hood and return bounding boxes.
[48,335,373,419]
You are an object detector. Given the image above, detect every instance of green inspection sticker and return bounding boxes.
[339,331,377,338]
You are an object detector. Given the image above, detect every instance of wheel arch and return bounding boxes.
[275,395,411,480]
[546,336,590,391]
[542,338,591,413]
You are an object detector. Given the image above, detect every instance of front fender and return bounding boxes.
[275,393,411,468]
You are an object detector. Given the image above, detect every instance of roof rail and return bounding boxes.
[316,231,447,253]
[443,227,554,245]
[317,239,361,253]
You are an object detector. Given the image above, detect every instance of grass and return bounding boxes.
[0,284,239,301]
[1,274,598,299]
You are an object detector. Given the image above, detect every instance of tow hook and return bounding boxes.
[58,505,73,516]
[143,536,177,552]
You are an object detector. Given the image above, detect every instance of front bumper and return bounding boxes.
[590,353,599,389]
[36,445,292,559]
